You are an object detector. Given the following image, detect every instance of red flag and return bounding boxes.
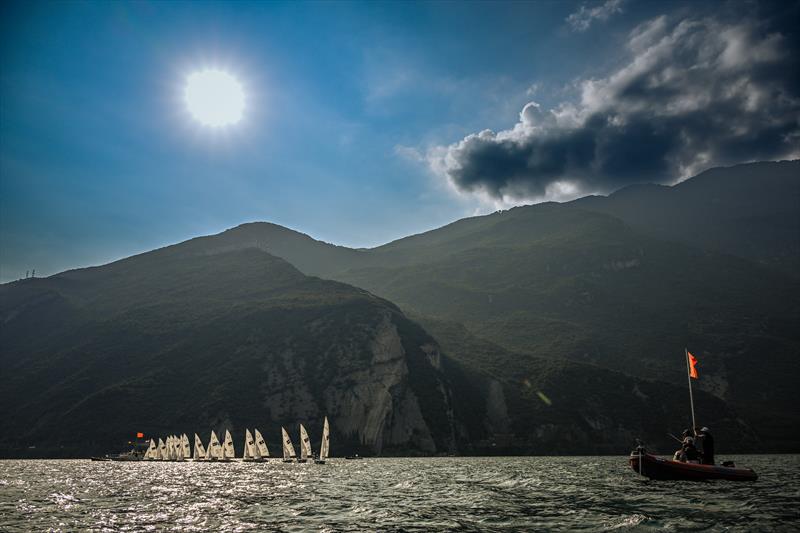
[136,432,144,438]
[688,351,699,379]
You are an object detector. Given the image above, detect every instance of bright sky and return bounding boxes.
[1,0,797,282]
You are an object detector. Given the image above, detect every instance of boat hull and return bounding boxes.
[630,451,757,481]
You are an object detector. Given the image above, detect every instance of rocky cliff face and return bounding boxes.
[260,313,442,454]
[0,245,456,457]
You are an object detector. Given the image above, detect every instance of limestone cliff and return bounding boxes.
[0,245,457,457]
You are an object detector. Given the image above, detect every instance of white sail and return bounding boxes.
[320,417,330,460]
[166,436,173,460]
[158,438,166,460]
[223,430,235,459]
[144,439,154,459]
[254,429,269,458]
[174,435,184,461]
[193,433,206,459]
[209,430,222,459]
[282,427,297,460]
[181,434,191,459]
[244,429,254,459]
[299,424,312,461]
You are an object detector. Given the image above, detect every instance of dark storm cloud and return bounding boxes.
[430,3,800,202]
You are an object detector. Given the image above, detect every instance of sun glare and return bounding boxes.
[184,69,245,127]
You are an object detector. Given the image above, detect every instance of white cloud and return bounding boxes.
[566,0,625,32]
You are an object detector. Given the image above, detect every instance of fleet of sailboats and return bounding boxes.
[141,418,331,463]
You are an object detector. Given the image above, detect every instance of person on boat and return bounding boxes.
[695,427,715,465]
[673,429,700,462]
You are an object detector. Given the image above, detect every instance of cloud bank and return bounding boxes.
[429,4,800,204]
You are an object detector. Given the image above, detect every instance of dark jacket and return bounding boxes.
[683,440,700,461]
[698,432,715,465]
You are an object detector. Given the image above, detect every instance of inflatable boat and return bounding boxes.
[629,447,757,481]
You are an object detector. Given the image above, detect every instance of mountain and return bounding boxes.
[2,161,797,455]
[217,161,799,277]
[0,241,758,457]
[573,160,800,275]
[330,204,799,450]
[170,161,798,451]
[0,244,459,457]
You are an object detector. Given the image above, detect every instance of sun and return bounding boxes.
[184,69,245,127]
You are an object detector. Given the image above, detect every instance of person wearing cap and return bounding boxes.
[695,427,715,465]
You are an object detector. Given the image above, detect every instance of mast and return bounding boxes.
[685,348,697,434]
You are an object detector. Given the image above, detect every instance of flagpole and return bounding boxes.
[685,348,697,435]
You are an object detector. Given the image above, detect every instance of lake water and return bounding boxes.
[1,456,798,531]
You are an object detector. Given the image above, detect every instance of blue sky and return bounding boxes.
[1,0,797,282]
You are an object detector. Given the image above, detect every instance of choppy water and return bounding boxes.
[1,456,798,532]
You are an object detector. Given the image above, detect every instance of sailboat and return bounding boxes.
[281,427,297,463]
[207,430,222,461]
[193,433,206,461]
[298,424,312,463]
[174,435,184,462]
[243,429,257,462]
[221,430,235,462]
[145,439,157,460]
[253,429,269,461]
[315,417,330,464]
[254,429,270,461]
[158,438,167,461]
[181,434,192,460]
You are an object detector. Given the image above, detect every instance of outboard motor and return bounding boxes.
[631,439,646,476]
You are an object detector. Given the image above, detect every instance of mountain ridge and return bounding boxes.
[2,160,798,454]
